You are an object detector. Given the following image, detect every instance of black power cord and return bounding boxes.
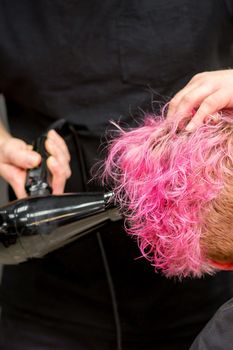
[70,125,122,350]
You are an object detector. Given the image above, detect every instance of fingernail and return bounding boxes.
[185,123,194,132]
[28,154,40,166]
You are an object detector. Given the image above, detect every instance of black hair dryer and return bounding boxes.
[0,128,120,265]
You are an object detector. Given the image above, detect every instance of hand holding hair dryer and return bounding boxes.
[0,121,120,264]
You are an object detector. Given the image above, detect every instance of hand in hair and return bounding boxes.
[167,69,233,131]
[103,113,233,278]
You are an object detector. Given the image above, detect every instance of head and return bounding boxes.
[200,170,233,270]
[103,112,233,278]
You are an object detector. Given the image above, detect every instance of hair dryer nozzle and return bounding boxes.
[0,192,120,265]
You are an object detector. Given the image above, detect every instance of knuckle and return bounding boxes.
[202,96,216,109]
[169,98,178,109]
[66,168,72,178]
[196,72,206,79]
[191,72,206,82]
[190,74,199,83]
[182,94,193,105]
[58,167,66,177]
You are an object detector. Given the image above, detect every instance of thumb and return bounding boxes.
[2,139,41,169]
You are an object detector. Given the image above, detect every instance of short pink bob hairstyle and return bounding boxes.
[103,112,233,278]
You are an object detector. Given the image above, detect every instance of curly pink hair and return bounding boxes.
[103,113,233,278]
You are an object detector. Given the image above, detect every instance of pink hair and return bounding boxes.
[103,113,233,278]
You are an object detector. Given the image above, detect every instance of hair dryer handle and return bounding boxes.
[25,135,52,196]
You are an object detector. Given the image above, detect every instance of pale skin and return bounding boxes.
[168,68,233,270]
[167,69,233,130]
[0,125,71,199]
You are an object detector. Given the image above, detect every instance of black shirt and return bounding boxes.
[190,297,233,350]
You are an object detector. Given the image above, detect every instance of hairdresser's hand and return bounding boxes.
[45,129,71,195]
[0,133,41,198]
[167,69,233,131]
[0,129,71,199]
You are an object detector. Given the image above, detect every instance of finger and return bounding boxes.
[0,163,27,198]
[47,156,67,194]
[204,112,221,125]
[47,130,71,161]
[167,75,207,119]
[45,138,71,177]
[170,85,218,120]
[9,150,41,169]
[3,140,41,169]
[167,72,216,119]
[167,84,197,119]
[185,91,231,131]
